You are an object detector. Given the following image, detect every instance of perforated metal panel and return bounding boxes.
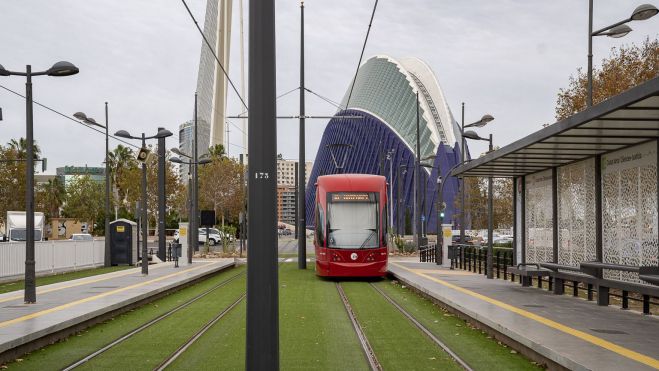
[602,141,658,282]
[525,170,553,263]
[558,158,596,267]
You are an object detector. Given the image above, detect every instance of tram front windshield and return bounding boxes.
[327,192,378,249]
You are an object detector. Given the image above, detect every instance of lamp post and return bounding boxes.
[397,164,407,235]
[463,130,494,279]
[115,128,173,275]
[459,108,494,248]
[587,3,658,107]
[170,149,211,264]
[415,92,421,251]
[0,61,79,303]
[73,105,111,267]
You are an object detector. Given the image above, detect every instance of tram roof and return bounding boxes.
[451,77,659,178]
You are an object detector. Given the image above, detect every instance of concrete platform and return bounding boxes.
[0,259,234,362]
[389,258,659,371]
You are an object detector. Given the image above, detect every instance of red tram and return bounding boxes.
[314,174,388,277]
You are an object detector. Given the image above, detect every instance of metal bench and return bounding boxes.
[507,263,551,287]
[539,263,599,297]
[578,262,659,313]
[638,266,659,285]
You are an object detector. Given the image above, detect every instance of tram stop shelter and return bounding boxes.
[450,77,659,310]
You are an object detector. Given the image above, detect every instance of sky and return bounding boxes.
[0,0,657,175]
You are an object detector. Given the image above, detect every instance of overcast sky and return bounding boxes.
[1,1,657,175]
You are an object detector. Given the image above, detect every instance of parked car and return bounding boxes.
[199,228,234,245]
[70,233,93,241]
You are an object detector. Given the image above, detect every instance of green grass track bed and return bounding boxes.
[341,281,462,371]
[3,265,245,370]
[373,280,543,371]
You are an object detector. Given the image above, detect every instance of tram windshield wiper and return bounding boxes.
[358,229,377,249]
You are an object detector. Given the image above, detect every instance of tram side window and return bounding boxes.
[382,203,388,247]
[315,203,325,246]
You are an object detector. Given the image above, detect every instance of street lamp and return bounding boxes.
[459,106,494,249]
[73,106,111,268]
[0,61,79,304]
[587,2,658,107]
[170,149,210,264]
[463,130,495,279]
[115,128,172,275]
[397,164,407,235]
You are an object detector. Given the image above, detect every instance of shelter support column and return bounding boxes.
[552,167,558,264]
[512,177,517,266]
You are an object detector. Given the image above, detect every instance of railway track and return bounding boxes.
[154,293,246,370]
[335,282,382,371]
[62,269,246,371]
[369,283,473,371]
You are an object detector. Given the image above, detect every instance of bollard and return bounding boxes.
[622,290,629,309]
[503,252,508,280]
[496,251,500,279]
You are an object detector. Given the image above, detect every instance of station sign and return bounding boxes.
[331,193,372,202]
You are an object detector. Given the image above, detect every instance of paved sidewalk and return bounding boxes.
[389,258,659,371]
[0,259,234,359]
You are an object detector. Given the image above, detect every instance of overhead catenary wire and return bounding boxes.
[344,0,379,110]
[0,84,140,149]
[305,88,342,110]
[232,86,300,118]
[180,0,248,112]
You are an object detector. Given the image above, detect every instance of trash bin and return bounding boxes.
[110,219,138,265]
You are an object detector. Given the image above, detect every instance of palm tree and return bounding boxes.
[7,137,41,161]
[209,144,226,159]
[37,178,66,220]
[108,145,137,212]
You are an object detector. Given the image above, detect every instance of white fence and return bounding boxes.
[0,240,105,280]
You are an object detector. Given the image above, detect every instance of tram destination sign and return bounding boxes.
[331,193,372,202]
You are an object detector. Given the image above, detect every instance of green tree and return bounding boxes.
[556,37,659,120]
[209,144,226,159]
[36,177,66,221]
[0,138,41,229]
[62,175,104,234]
[199,156,245,227]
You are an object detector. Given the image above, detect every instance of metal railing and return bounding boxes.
[419,243,437,263]
[450,244,514,279]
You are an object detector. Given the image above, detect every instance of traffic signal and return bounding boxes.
[440,211,445,218]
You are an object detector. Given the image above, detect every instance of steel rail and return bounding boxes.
[369,283,473,371]
[154,293,246,371]
[62,270,246,370]
[335,282,382,371]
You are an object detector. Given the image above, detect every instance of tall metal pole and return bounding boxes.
[104,103,111,267]
[487,134,494,279]
[414,92,421,250]
[24,65,36,303]
[397,165,404,234]
[297,0,307,269]
[246,0,279,367]
[435,175,442,265]
[587,0,594,107]
[141,134,148,275]
[190,92,198,264]
[294,161,298,240]
[187,164,193,257]
[157,127,166,261]
[460,103,466,246]
[389,154,393,232]
[240,154,245,256]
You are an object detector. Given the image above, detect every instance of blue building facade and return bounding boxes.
[306,56,467,234]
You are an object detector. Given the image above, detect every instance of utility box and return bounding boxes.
[110,219,138,266]
[178,222,190,266]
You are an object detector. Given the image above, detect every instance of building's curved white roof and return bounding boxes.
[339,55,459,159]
